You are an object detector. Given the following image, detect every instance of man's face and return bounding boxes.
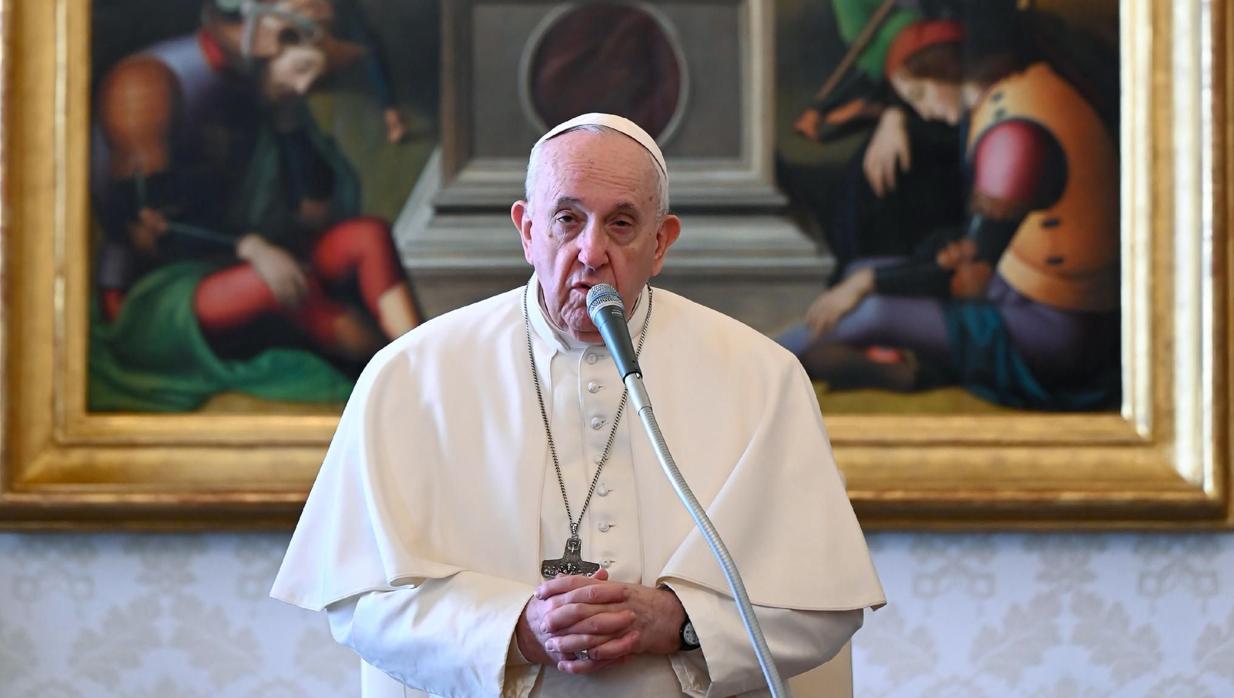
[261,44,326,102]
[512,131,681,344]
[890,70,963,125]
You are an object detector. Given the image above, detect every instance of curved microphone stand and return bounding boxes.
[623,372,789,698]
[586,284,788,698]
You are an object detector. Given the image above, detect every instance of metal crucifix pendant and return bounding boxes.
[541,535,601,579]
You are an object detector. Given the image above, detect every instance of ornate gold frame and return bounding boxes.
[0,0,1230,528]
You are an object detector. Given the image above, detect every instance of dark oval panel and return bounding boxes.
[528,3,682,139]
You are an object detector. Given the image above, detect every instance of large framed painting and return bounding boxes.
[0,0,1230,528]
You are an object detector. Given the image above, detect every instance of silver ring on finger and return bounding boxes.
[574,649,590,662]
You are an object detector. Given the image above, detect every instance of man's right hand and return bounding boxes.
[516,570,637,674]
[794,108,822,141]
[128,207,169,256]
[236,233,310,308]
[863,106,911,198]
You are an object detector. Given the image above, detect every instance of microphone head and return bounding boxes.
[586,283,641,379]
[586,284,624,320]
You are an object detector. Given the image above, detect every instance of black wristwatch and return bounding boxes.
[679,616,701,651]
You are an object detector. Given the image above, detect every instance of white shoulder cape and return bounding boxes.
[271,285,884,613]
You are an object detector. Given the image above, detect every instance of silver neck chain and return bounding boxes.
[522,283,653,539]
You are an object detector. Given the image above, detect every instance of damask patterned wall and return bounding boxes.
[1,532,1232,697]
[856,534,1234,697]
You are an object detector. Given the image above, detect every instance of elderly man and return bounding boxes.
[272,113,884,697]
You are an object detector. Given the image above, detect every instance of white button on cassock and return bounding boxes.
[598,522,612,532]
[590,417,605,430]
[587,381,602,393]
[586,353,599,365]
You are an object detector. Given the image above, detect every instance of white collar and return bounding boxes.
[524,273,647,355]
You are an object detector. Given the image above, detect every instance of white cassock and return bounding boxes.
[271,276,885,697]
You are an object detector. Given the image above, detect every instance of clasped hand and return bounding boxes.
[516,569,685,675]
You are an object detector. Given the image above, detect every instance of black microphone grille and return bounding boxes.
[586,284,623,316]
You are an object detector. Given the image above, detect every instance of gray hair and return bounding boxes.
[524,124,670,217]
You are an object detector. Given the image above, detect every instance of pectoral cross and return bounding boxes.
[541,535,601,579]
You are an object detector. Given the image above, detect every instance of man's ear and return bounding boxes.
[511,200,534,263]
[650,214,682,276]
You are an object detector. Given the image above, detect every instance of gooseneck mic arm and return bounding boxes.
[586,285,789,698]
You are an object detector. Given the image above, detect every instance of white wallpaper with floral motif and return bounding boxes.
[1,532,1232,697]
[856,534,1234,697]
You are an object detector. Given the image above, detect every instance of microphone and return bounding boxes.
[587,283,786,697]
[586,284,641,379]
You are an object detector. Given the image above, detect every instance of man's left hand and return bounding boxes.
[949,260,994,298]
[517,571,628,673]
[384,108,408,144]
[935,238,977,270]
[536,577,687,674]
[806,267,875,338]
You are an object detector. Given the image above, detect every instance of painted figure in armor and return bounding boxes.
[785,10,1120,410]
[90,0,420,411]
